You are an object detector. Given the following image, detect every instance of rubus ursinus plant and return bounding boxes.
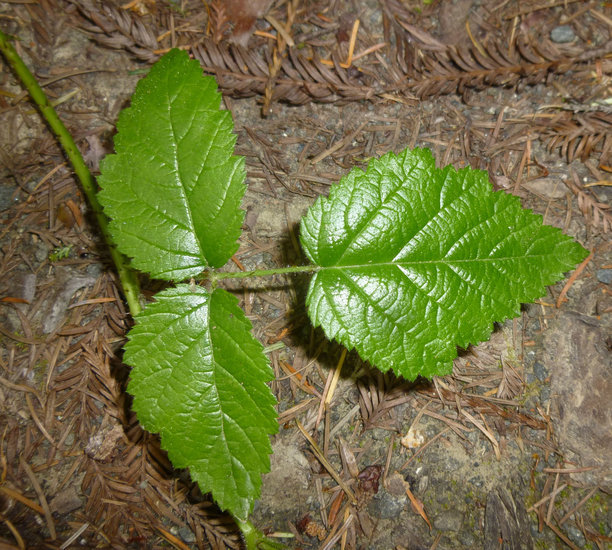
[0,39,588,548]
[97,48,587,538]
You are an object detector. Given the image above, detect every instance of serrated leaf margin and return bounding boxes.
[124,285,278,520]
[300,147,588,379]
[98,49,246,280]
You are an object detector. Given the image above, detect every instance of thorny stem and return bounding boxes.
[1,34,289,543]
[0,30,142,316]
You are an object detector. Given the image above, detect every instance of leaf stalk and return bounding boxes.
[236,518,287,550]
[208,264,320,282]
[0,30,142,315]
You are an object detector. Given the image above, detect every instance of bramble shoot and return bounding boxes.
[97,50,587,538]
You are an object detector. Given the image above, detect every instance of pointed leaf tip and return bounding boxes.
[300,147,588,380]
[98,49,245,281]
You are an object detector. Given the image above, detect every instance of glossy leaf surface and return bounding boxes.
[98,49,245,280]
[301,148,588,380]
[125,285,278,521]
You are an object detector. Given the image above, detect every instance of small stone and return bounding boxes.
[49,488,82,514]
[367,489,405,519]
[34,241,50,263]
[400,427,425,449]
[386,472,408,497]
[86,263,103,278]
[178,526,196,543]
[523,178,568,199]
[433,510,463,532]
[566,525,586,547]
[533,361,548,382]
[596,269,612,285]
[550,25,576,43]
[468,476,484,488]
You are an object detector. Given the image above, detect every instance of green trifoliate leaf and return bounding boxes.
[125,285,278,521]
[98,49,245,280]
[300,147,588,380]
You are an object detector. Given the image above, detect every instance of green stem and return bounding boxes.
[236,518,287,550]
[0,30,142,316]
[209,264,319,282]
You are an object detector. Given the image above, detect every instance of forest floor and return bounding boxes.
[0,0,611,549]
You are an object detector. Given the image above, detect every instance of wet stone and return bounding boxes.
[550,25,576,43]
[596,269,612,285]
[367,489,405,519]
[533,361,548,382]
[566,524,586,547]
[49,488,82,514]
[178,526,196,544]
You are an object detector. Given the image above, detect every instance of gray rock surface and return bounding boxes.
[596,269,612,285]
[546,312,612,489]
[368,488,405,519]
[433,509,463,532]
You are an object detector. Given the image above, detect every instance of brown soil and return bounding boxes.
[0,1,610,549]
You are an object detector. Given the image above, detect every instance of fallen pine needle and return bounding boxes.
[20,457,56,540]
[556,249,594,308]
[527,482,568,512]
[0,485,44,514]
[325,348,347,405]
[157,526,192,550]
[3,519,25,549]
[466,20,486,57]
[265,14,295,47]
[296,420,355,502]
[405,484,432,530]
[67,297,117,309]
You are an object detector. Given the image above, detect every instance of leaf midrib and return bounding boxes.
[319,253,553,270]
[167,85,210,268]
[334,158,420,265]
